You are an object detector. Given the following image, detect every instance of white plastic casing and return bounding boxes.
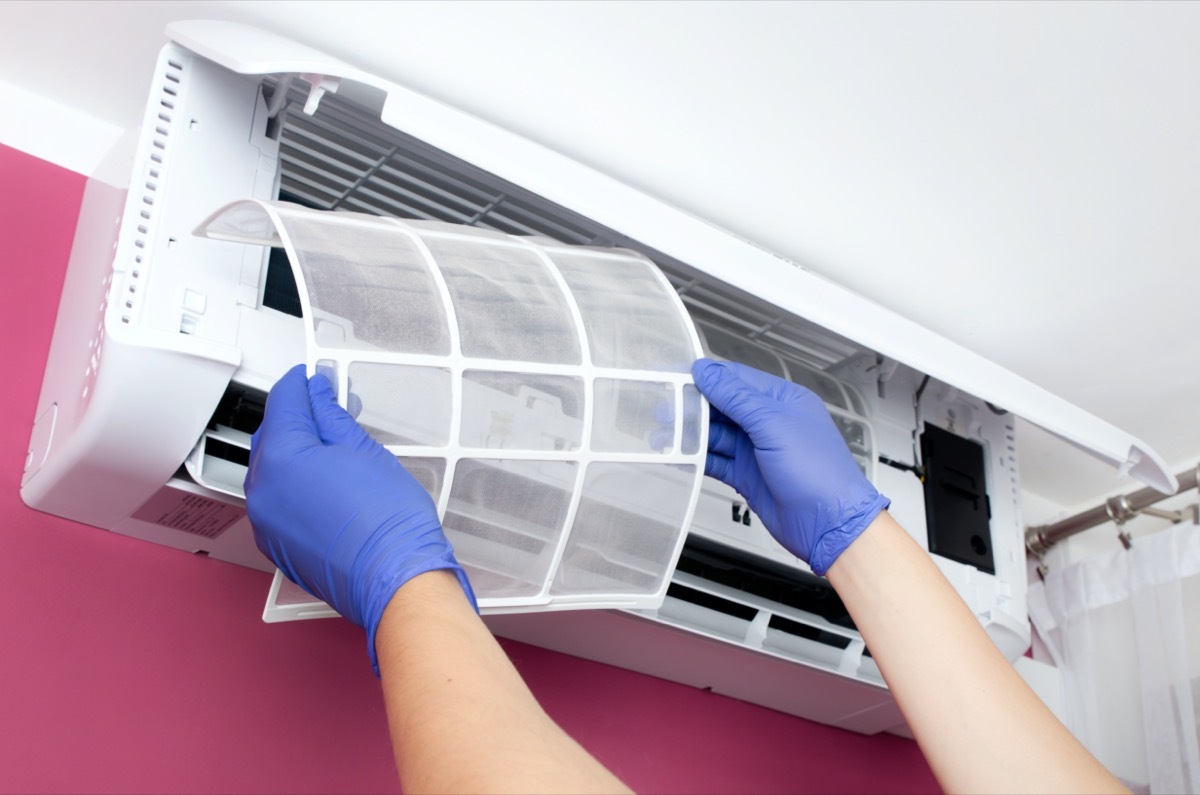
[21,44,278,570]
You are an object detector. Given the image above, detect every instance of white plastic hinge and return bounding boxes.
[876,358,899,382]
[745,610,770,648]
[840,639,866,676]
[1116,446,1142,480]
[299,73,340,115]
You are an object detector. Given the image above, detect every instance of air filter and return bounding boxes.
[196,199,707,615]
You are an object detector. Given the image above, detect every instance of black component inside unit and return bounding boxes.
[204,437,251,468]
[666,583,759,621]
[208,382,268,436]
[260,190,322,319]
[263,247,302,318]
[767,614,853,650]
[176,382,268,484]
[920,423,995,574]
[674,535,857,630]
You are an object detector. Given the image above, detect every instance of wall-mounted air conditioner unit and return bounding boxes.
[21,20,1175,735]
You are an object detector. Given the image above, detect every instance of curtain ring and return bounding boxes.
[1105,495,1134,526]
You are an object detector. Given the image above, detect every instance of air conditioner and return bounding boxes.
[21,20,1175,736]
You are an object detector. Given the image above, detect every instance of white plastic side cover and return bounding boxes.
[165,20,1176,495]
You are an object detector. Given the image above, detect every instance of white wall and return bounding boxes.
[0,78,120,174]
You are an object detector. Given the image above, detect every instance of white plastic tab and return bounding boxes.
[263,570,339,622]
[299,73,339,115]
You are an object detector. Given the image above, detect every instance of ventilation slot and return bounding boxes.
[123,56,185,325]
[205,437,250,468]
[675,535,857,630]
[762,614,854,669]
[658,582,758,642]
[83,273,112,403]
[667,583,757,620]
[656,577,861,673]
[767,614,851,650]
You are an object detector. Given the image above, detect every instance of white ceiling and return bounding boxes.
[4,0,1198,514]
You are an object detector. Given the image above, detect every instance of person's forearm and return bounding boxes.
[375,570,631,795]
[827,512,1125,795]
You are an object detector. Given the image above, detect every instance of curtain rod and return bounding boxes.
[1025,465,1200,559]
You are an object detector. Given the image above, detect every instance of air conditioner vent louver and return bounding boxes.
[675,536,857,630]
[274,87,603,246]
[264,78,865,375]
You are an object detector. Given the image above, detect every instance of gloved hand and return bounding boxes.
[692,358,890,576]
[245,364,477,674]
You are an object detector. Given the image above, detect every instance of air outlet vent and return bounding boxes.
[675,535,857,630]
[667,582,758,621]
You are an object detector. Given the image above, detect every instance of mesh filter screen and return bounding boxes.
[423,234,581,364]
[196,199,707,611]
[281,213,451,354]
[400,457,448,504]
[461,371,584,451]
[591,379,674,454]
[347,362,452,446]
[551,250,694,372]
[552,463,698,596]
[444,458,576,599]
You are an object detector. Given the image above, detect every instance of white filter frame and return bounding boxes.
[196,199,708,618]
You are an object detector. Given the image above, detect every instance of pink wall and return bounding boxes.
[0,143,938,794]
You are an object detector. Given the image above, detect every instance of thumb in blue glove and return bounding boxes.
[691,358,890,576]
[245,364,477,674]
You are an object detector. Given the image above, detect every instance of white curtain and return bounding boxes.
[1028,522,1200,794]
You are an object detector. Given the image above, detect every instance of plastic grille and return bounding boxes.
[264,79,862,371]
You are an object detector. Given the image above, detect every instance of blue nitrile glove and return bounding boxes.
[245,364,477,674]
[691,358,890,576]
